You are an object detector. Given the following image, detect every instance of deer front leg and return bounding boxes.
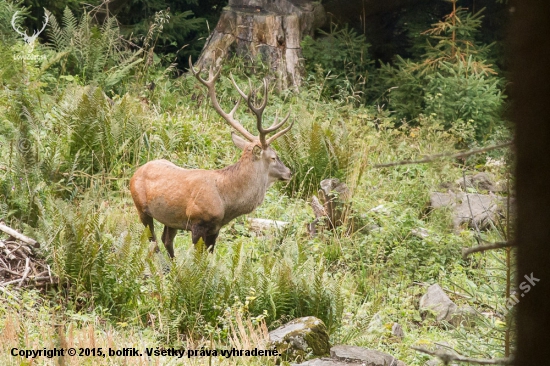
[191,223,218,252]
[204,232,219,251]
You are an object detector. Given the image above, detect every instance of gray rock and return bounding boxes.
[450,305,477,327]
[330,345,406,366]
[295,358,363,366]
[424,360,440,366]
[455,172,503,193]
[391,323,405,339]
[269,316,330,361]
[411,228,429,239]
[419,284,457,322]
[367,312,384,334]
[419,285,478,327]
[429,192,508,230]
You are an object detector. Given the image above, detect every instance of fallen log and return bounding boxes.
[0,222,39,248]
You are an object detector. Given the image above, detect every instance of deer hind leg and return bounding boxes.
[161,226,178,258]
[138,212,159,253]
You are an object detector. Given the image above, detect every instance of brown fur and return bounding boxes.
[130,138,291,256]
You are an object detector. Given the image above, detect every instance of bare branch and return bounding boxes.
[375,141,513,168]
[17,258,30,288]
[0,222,39,247]
[462,241,515,259]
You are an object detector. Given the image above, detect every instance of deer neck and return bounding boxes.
[217,156,269,220]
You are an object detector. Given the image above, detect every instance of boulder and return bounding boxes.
[296,358,363,366]
[419,284,457,322]
[419,285,477,327]
[294,345,406,366]
[450,305,477,327]
[429,192,508,230]
[330,345,406,366]
[391,323,405,339]
[269,316,330,361]
[455,172,504,193]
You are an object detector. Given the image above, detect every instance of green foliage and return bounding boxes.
[46,8,143,93]
[0,5,514,364]
[302,24,374,104]
[43,197,149,318]
[51,85,150,176]
[376,5,505,143]
[0,0,25,45]
[114,0,225,67]
[423,59,503,140]
[276,114,352,198]
[151,243,344,342]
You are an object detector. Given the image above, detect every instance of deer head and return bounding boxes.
[189,57,293,183]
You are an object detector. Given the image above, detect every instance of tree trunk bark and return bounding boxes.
[511,0,550,364]
[195,0,325,89]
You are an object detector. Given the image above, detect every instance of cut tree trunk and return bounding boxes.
[195,0,325,89]
[511,0,550,364]
[308,178,353,236]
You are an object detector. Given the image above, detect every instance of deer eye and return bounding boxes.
[271,157,276,161]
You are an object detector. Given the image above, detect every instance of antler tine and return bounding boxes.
[189,57,255,141]
[266,118,294,145]
[262,110,291,133]
[230,75,270,148]
[251,79,269,148]
[189,56,221,87]
[229,73,248,99]
[229,74,268,116]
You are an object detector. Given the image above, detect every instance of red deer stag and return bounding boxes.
[129,58,293,256]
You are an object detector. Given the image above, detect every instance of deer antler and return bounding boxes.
[229,74,293,148]
[189,57,256,142]
[190,57,293,147]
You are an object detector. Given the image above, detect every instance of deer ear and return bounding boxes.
[231,132,248,150]
[252,145,262,160]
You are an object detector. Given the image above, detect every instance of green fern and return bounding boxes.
[46,8,141,93]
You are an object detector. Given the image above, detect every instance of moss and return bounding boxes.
[269,317,330,362]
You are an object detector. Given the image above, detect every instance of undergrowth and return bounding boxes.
[0,2,513,365]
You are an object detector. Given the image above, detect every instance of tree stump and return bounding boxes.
[308,178,353,236]
[195,0,325,88]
